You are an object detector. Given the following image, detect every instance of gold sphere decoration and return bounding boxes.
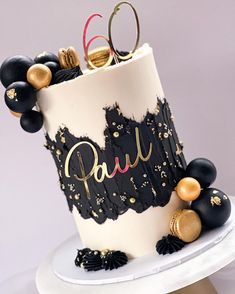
[27,64,52,90]
[10,110,22,118]
[175,177,201,201]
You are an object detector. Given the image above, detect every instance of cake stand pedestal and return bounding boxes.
[36,220,235,294]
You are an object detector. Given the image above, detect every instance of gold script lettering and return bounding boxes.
[64,127,153,199]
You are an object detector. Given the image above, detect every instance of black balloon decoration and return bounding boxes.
[191,188,231,229]
[54,66,83,84]
[5,81,37,113]
[102,250,128,270]
[186,158,217,188]
[0,55,34,88]
[34,51,59,64]
[44,61,61,76]
[20,110,44,133]
[156,234,186,255]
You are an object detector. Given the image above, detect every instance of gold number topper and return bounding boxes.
[83,2,140,69]
[108,1,140,61]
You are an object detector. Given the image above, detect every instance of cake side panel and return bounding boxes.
[37,45,164,148]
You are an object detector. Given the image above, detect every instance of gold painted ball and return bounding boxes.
[27,64,52,90]
[176,177,201,201]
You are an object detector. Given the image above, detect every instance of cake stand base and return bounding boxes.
[36,207,235,293]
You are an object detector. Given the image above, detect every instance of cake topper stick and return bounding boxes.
[83,13,114,69]
[108,1,140,61]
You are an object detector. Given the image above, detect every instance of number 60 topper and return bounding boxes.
[83,1,140,69]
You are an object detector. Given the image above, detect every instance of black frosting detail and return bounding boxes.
[74,249,128,271]
[156,234,186,255]
[54,66,83,84]
[82,251,103,272]
[74,248,90,267]
[102,251,128,270]
[45,98,186,224]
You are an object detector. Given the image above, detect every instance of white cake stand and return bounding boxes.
[36,206,235,294]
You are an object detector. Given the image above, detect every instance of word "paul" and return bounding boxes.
[64,127,152,199]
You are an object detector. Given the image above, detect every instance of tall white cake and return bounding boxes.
[38,44,186,258]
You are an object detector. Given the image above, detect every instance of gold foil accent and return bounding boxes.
[211,196,221,206]
[176,144,183,155]
[6,89,17,100]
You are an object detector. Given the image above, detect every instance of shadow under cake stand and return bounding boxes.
[36,205,235,294]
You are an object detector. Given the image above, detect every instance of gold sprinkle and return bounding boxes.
[56,149,62,155]
[92,210,99,218]
[113,131,119,138]
[6,88,17,100]
[74,194,80,200]
[176,144,183,155]
[113,192,117,196]
[99,208,103,213]
[211,196,221,206]
[162,183,166,187]
[61,136,66,143]
[130,197,136,204]
[163,133,169,139]
[101,249,109,256]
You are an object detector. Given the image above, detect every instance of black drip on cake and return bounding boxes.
[45,98,186,224]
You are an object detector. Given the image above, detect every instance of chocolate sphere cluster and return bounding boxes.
[157,158,231,256]
[0,49,83,133]
[176,158,230,229]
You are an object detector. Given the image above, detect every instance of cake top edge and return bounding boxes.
[39,43,153,93]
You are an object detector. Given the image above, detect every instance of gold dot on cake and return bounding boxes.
[113,131,119,138]
[130,197,136,204]
[27,64,52,90]
[56,149,62,155]
[61,136,66,143]
[164,133,169,138]
[74,194,80,200]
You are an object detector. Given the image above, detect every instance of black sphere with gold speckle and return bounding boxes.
[191,188,231,229]
[4,81,37,113]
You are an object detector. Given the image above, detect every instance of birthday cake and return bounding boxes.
[0,1,231,281]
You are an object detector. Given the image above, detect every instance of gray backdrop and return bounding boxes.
[0,0,235,283]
